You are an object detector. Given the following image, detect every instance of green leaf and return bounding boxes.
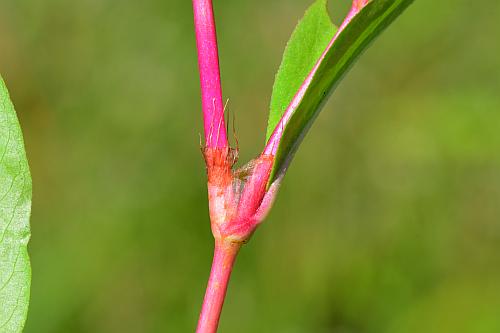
[266,0,337,141]
[267,0,414,183]
[0,76,32,332]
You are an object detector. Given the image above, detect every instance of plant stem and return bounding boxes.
[196,240,241,333]
[192,0,227,148]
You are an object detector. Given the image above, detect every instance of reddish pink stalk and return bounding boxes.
[196,240,241,333]
[193,0,227,148]
[193,1,369,332]
[264,0,369,156]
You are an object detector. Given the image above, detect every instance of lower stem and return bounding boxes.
[196,239,241,333]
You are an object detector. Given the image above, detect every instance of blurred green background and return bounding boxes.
[1,0,500,332]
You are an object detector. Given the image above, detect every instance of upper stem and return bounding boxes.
[192,0,228,148]
[196,240,241,333]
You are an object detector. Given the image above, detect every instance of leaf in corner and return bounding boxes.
[0,76,32,333]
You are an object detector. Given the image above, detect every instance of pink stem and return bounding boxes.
[196,240,241,333]
[192,0,228,148]
[263,0,369,156]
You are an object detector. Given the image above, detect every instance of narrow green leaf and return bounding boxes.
[0,76,32,333]
[267,0,414,183]
[266,0,337,141]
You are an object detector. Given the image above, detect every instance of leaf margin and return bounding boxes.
[0,75,32,333]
